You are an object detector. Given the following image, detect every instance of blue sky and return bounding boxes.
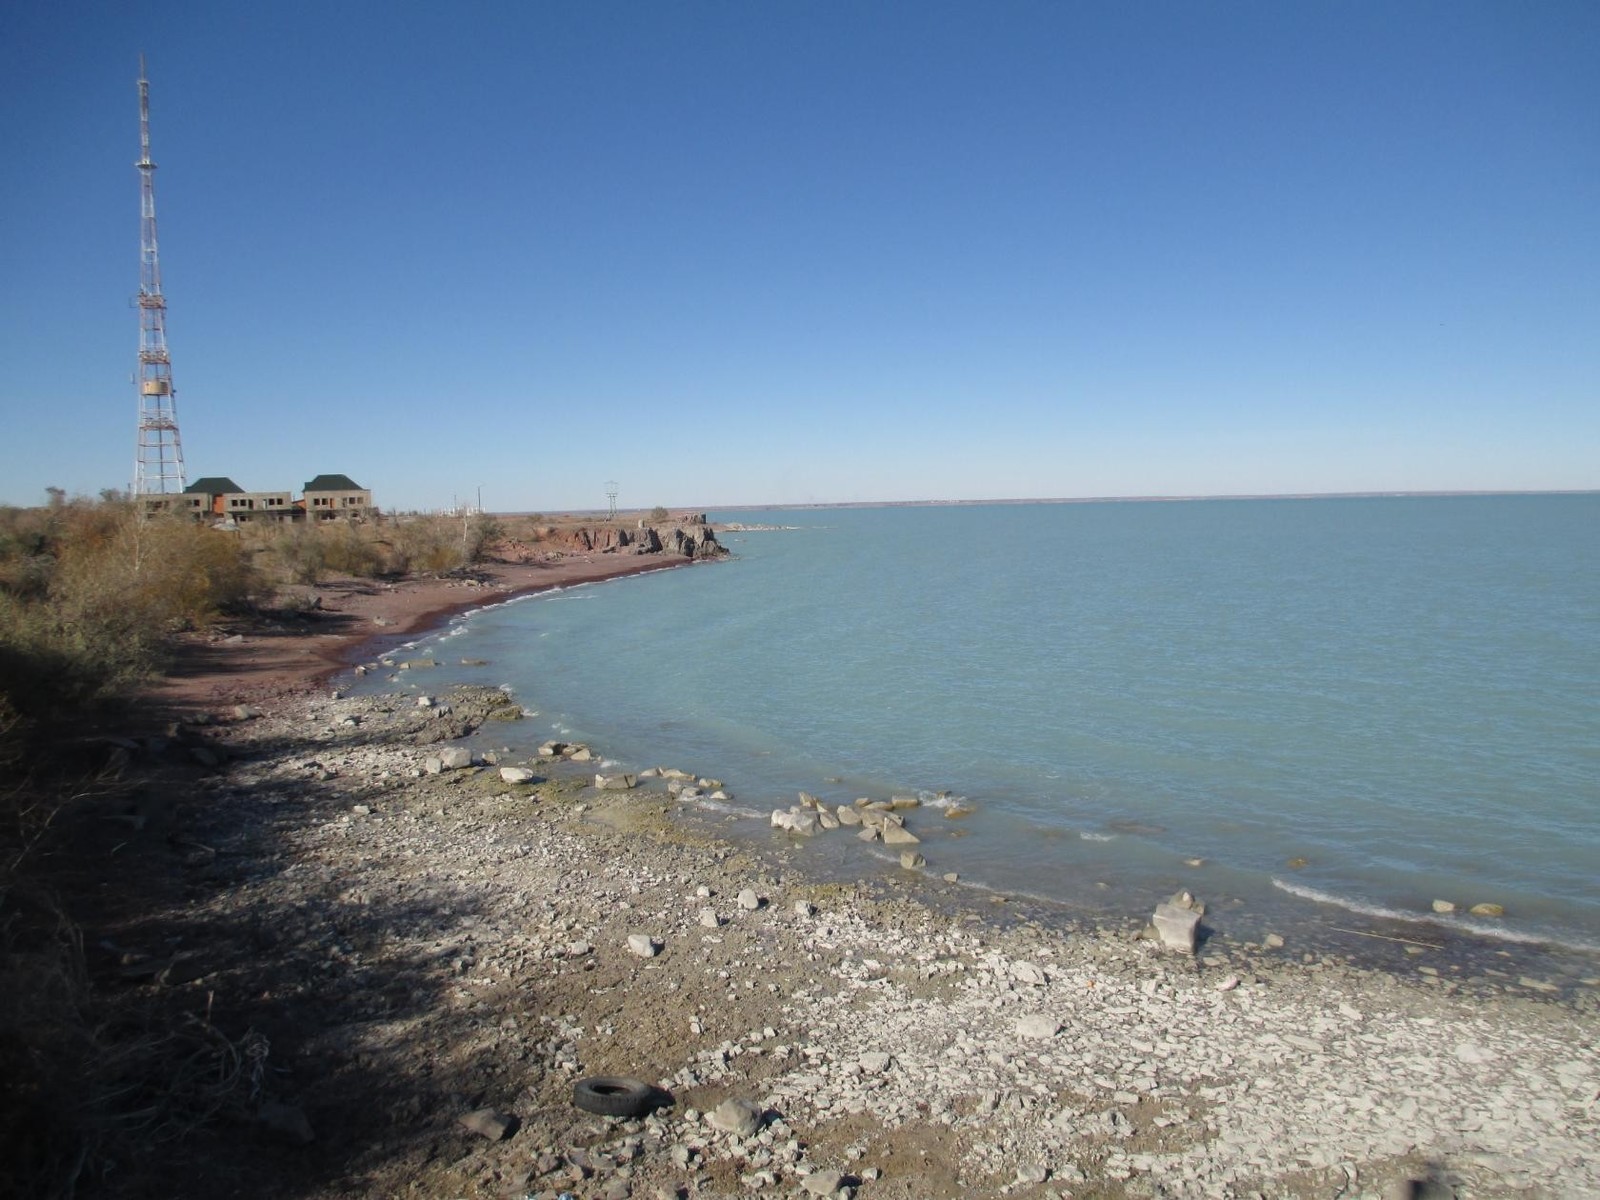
[3,1,1596,512]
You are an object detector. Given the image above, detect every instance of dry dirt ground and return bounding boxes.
[35,557,1600,1200]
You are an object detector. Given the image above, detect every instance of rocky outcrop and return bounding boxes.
[531,522,726,560]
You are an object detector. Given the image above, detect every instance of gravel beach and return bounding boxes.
[69,544,1591,1200]
[88,659,1599,1199]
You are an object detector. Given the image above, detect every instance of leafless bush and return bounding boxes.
[0,497,264,716]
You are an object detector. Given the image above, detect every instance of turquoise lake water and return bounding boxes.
[365,496,1600,954]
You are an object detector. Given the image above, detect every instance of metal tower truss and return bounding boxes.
[132,56,186,497]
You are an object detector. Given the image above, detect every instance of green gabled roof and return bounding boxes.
[185,476,244,495]
[303,473,364,493]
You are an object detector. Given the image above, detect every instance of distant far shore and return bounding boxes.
[688,488,1599,513]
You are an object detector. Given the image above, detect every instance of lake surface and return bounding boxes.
[362,496,1600,955]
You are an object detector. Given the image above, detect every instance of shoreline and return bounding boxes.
[147,552,699,713]
[339,581,1600,1000]
[110,678,1599,1198]
[110,554,1600,1196]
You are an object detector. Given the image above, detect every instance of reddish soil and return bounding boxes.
[149,554,693,713]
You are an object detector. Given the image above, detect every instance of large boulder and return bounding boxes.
[1152,899,1201,953]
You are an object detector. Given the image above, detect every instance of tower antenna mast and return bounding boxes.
[132,55,187,497]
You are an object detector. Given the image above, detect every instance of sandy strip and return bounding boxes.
[147,553,695,713]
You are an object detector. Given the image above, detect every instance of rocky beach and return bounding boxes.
[83,551,1599,1200]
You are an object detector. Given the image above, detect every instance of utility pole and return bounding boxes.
[132,56,187,498]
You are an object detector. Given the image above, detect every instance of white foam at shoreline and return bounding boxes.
[692,796,765,819]
[1080,831,1117,842]
[1271,878,1600,956]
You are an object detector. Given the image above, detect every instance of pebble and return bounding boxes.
[802,1169,845,1195]
[191,685,1599,1200]
[708,1098,762,1137]
[627,934,659,958]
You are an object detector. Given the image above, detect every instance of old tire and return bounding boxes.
[573,1076,656,1118]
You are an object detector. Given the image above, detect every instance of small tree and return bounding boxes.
[649,506,670,523]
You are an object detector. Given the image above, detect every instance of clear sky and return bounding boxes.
[3,1,1597,512]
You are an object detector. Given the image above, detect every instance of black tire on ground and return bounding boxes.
[572,1076,657,1118]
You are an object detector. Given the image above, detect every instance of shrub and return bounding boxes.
[263,525,327,585]
[0,499,263,716]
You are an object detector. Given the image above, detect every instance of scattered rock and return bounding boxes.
[707,1097,762,1137]
[1011,962,1047,986]
[1431,899,1456,914]
[859,1051,893,1075]
[899,851,925,869]
[457,1108,517,1141]
[500,766,536,784]
[737,888,762,911]
[595,773,637,791]
[1470,902,1506,917]
[802,1169,846,1196]
[1017,1015,1061,1039]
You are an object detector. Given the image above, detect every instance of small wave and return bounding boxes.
[1271,878,1412,922]
[1271,879,1600,955]
[946,875,1065,907]
[1080,832,1117,842]
[695,797,766,819]
[918,792,967,811]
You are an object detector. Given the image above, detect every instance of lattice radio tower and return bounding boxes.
[132,56,187,497]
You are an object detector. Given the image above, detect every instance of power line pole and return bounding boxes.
[605,481,618,521]
[132,56,187,499]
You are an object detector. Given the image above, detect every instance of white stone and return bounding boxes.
[1152,902,1200,952]
[1017,1015,1061,1040]
[627,933,659,958]
[699,908,722,929]
[859,1051,893,1075]
[802,1170,846,1196]
[499,766,535,783]
[1011,962,1048,986]
[708,1097,762,1137]
[737,888,761,911]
